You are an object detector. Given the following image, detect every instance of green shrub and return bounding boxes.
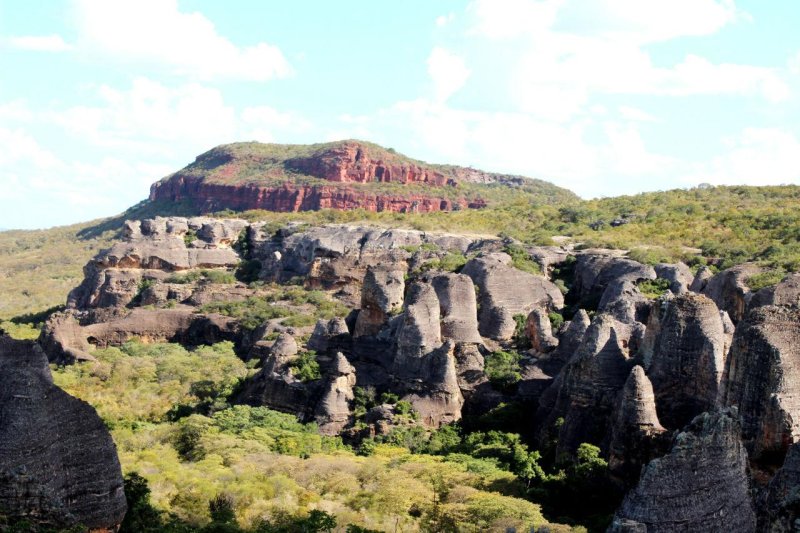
[484,350,522,392]
[503,244,541,275]
[548,311,564,330]
[746,269,786,291]
[288,351,321,382]
[636,278,671,299]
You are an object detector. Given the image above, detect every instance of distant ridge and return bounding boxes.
[148,139,578,215]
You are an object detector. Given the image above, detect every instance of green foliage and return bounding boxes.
[0,320,40,340]
[184,230,198,247]
[548,311,564,330]
[484,350,522,392]
[394,400,414,416]
[462,431,546,484]
[503,244,542,275]
[208,494,237,525]
[513,313,530,350]
[636,278,671,299]
[288,351,321,382]
[746,269,786,291]
[167,269,237,284]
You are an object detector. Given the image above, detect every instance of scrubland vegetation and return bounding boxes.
[50,340,594,532]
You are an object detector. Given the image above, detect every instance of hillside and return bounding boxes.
[149,140,578,214]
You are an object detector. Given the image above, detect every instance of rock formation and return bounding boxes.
[643,292,726,429]
[315,352,357,435]
[759,442,800,531]
[0,335,126,530]
[720,305,800,466]
[353,267,405,337]
[431,272,482,345]
[610,409,756,533]
[701,262,763,323]
[462,252,564,341]
[571,253,655,308]
[608,366,669,486]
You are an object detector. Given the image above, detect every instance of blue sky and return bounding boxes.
[1,0,799,229]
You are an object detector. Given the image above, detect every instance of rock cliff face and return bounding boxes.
[0,335,126,530]
[611,409,756,533]
[720,305,800,466]
[148,140,567,215]
[642,293,726,429]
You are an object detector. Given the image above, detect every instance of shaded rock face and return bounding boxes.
[610,409,756,533]
[353,267,405,337]
[307,317,351,353]
[608,366,669,486]
[394,282,443,365]
[701,262,763,324]
[525,308,559,354]
[643,293,726,429]
[597,280,650,324]
[720,305,800,465]
[689,265,714,293]
[538,314,640,456]
[0,336,126,530]
[462,253,564,341]
[400,341,464,427]
[315,353,357,435]
[759,442,800,532]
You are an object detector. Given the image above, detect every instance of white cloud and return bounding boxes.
[427,47,471,102]
[618,106,656,122]
[74,0,292,81]
[7,34,73,52]
[0,128,63,170]
[240,106,313,142]
[684,128,800,187]
[468,0,562,39]
[51,77,237,153]
[436,13,455,27]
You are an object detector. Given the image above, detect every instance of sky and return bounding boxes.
[1,0,800,229]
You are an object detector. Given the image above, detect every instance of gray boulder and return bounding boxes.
[431,272,482,344]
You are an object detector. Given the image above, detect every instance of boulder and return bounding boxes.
[597,279,650,324]
[689,265,714,293]
[353,267,405,337]
[571,253,655,307]
[394,282,442,366]
[307,317,351,353]
[462,253,564,341]
[654,262,694,295]
[315,353,357,435]
[701,262,763,323]
[720,305,800,466]
[525,308,559,353]
[401,341,464,427]
[431,272,482,344]
[38,311,93,364]
[0,336,127,530]
[750,272,800,310]
[610,409,756,533]
[644,293,726,429]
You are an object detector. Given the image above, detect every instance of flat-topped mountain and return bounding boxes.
[149,140,577,214]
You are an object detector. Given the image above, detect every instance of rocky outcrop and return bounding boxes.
[538,314,640,456]
[525,308,559,353]
[608,366,669,486]
[431,272,482,344]
[750,272,800,310]
[571,253,655,307]
[315,353,356,435]
[147,140,573,215]
[394,282,442,365]
[462,253,564,341]
[307,317,351,353]
[720,305,800,466]
[643,293,726,429]
[68,216,244,310]
[0,336,126,530]
[701,262,763,323]
[654,262,694,295]
[400,341,464,427]
[610,409,756,533]
[597,279,650,324]
[689,265,714,292]
[353,267,405,337]
[40,308,240,364]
